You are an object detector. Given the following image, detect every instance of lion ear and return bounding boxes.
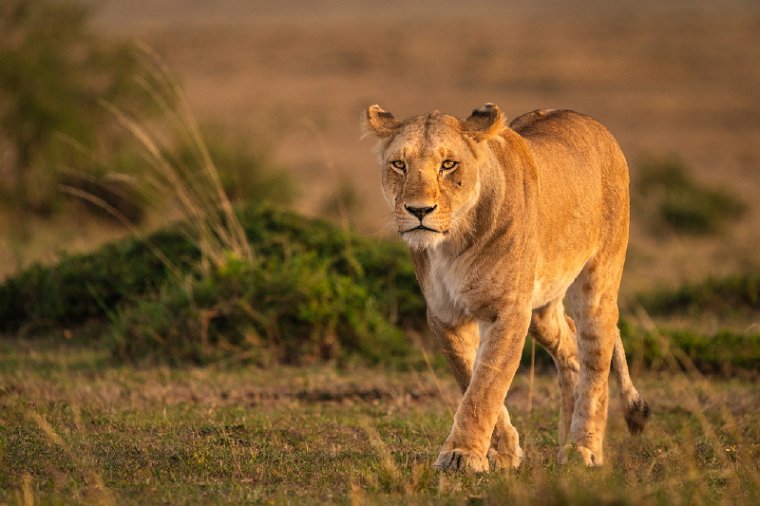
[364,104,401,138]
[461,103,507,142]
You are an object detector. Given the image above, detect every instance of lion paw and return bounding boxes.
[434,449,490,472]
[625,397,651,435]
[558,444,602,467]
[487,444,524,470]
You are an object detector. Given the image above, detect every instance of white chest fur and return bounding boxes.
[425,250,475,322]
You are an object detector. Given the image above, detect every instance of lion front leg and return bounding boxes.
[428,314,523,471]
[434,309,531,472]
[435,404,524,472]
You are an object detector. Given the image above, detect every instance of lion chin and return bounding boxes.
[401,229,447,251]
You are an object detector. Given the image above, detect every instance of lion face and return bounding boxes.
[379,117,482,250]
[365,104,506,250]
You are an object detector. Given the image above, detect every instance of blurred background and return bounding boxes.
[2,4,760,500]
[2,0,759,299]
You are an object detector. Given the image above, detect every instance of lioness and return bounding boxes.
[364,104,649,470]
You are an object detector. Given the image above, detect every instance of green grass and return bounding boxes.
[1,338,758,505]
[636,269,760,318]
[618,319,760,375]
[634,157,746,236]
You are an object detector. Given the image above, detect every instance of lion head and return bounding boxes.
[365,103,507,250]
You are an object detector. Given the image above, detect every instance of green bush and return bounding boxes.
[620,318,760,374]
[635,157,746,235]
[109,253,414,366]
[0,203,424,335]
[638,269,760,317]
[0,202,423,365]
[0,225,199,333]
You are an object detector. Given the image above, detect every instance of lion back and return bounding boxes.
[508,109,630,273]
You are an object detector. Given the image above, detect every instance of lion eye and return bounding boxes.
[440,160,458,171]
[390,160,406,172]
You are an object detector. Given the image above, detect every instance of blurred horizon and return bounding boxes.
[2,0,760,295]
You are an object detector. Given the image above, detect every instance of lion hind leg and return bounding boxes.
[530,298,579,446]
[562,258,625,467]
[612,334,650,434]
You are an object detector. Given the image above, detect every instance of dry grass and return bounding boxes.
[100,43,252,274]
[1,335,758,505]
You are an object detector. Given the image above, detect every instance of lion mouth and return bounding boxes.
[402,225,446,234]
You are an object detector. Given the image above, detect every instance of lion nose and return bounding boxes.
[405,204,437,221]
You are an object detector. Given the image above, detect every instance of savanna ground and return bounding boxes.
[2,0,760,504]
[2,338,759,505]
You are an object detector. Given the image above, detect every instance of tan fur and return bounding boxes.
[364,103,649,471]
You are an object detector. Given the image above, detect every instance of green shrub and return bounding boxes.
[235,204,424,329]
[620,318,760,374]
[0,203,423,335]
[0,202,423,365]
[638,269,760,317]
[109,253,414,367]
[0,226,199,333]
[634,157,746,235]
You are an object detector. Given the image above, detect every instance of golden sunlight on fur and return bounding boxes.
[364,103,650,471]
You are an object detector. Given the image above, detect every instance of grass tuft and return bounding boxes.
[102,42,253,273]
